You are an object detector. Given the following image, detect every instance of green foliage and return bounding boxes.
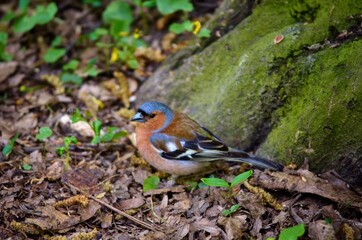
[90,120,102,144]
[43,47,66,63]
[279,224,305,240]
[22,163,32,171]
[82,0,103,8]
[143,175,160,191]
[36,127,53,141]
[2,133,19,158]
[221,204,240,217]
[63,60,79,71]
[13,2,58,33]
[57,136,77,171]
[201,177,229,188]
[102,1,133,34]
[101,127,128,142]
[201,170,253,189]
[60,73,83,85]
[201,170,253,206]
[156,0,193,15]
[169,20,210,38]
[83,59,99,77]
[18,0,30,12]
[70,108,86,123]
[0,32,12,61]
[169,20,193,34]
[230,170,253,188]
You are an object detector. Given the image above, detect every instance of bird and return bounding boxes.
[130,101,284,176]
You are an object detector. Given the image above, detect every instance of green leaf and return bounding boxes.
[156,0,193,15]
[22,163,32,171]
[0,32,7,47]
[279,224,305,240]
[88,27,108,41]
[12,15,37,33]
[92,120,102,136]
[169,23,186,34]
[70,109,85,123]
[142,0,156,8]
[197,28,211,38]
[34,2,58,25]
[229,204,240,212]
[182,20,193,32]
[82,0,103,7]
[84,66,98,77]
[221,209,231,216]
[60,73,83,85]
[230,170,253,188]
[101,127,127,142]
[36,126,53,141]
[63,59,79,71]
[143,175,160,191]
[127,59,138,69]
[201,177,229,188]
[51,36,62,47]
[102,1,133,24]
[110,20,130,37]
[18,0,30,12]
[2,133,19,157]
[221,204,240,217]
[1,11,16,23]
[43,48,66,63]
[64,136,77,148]
[56,146,65,156]
[90,135,101,144]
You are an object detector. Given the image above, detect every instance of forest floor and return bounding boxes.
[0,1,361,239]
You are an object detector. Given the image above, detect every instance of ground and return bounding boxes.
[0,1,361,239]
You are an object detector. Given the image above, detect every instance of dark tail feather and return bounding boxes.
[225,149,284,171]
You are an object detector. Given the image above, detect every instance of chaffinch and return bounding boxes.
[131,101,283,176]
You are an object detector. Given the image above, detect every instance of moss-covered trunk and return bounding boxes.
[137,0,362,187]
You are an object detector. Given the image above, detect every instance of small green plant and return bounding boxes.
[143,175,160,192]
[36,126,53,155]
[169,20,210,37]
[70,109,127,144]
[278,224,305,240]
[57,136,77,171]
[22,163,32,171]
[36,126,53,141]
[201,170,253,193]
[221,204,240,217]
[101,126,128,142]
[12,2,58,33]
[0,32,12,61]
[43,36,66,63]
[2,133,19,158]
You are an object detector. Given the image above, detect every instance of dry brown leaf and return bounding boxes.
[218,215,247,239]
[101,213,113,229]
[308,220,336,240]
[251,169,362,210]
[117,197,145,210]
[191,217,221,236]
[0,61,17,83]
[46,160,64,181]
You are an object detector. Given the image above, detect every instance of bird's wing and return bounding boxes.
[150,127,229,161]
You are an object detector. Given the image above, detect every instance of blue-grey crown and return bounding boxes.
[138,101,174,131]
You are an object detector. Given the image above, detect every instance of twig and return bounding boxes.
[63,182,162,232]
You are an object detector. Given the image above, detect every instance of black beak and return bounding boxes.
[130,112,146,122]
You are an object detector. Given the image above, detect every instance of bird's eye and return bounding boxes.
[149,113,156,118]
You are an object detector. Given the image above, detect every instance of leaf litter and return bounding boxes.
[0,1,361,239]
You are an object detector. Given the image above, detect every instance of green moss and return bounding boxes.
[259,40,362,171]
[138,0,362,180]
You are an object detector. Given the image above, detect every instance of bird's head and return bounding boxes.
[131,101,174,132]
